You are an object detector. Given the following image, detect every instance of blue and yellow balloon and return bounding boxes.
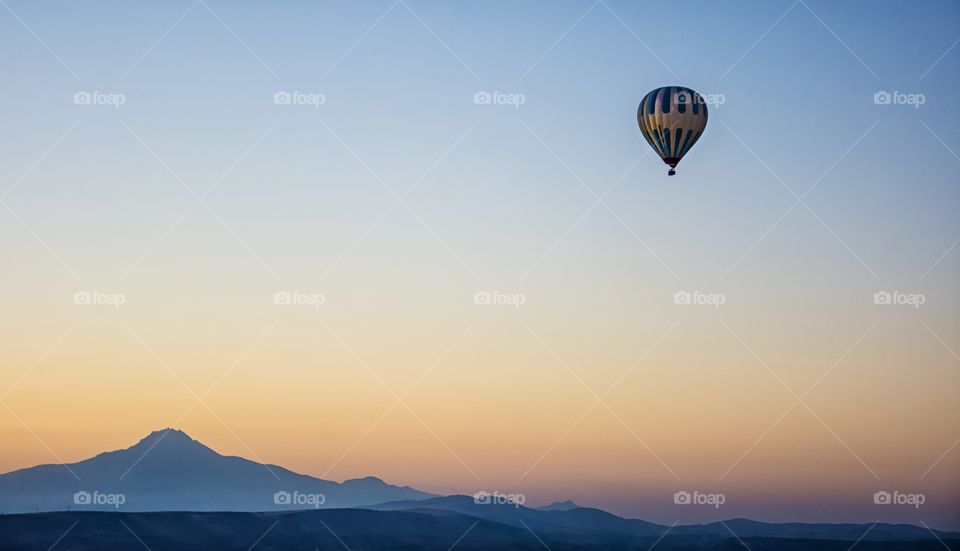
[637,86,708,176]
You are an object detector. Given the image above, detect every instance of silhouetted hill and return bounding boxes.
[673,517,959,541]
[371,495,960,543]
[539,499,582,511]
[0,428,434,513]
[1,510,958,551]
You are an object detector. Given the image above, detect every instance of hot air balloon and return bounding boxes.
[637,86,708,176]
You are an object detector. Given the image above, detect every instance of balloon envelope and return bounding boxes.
[637,86,708,174]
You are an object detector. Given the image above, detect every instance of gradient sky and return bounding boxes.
[1,0,959,530]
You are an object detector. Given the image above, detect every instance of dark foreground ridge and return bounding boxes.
[1,509,958,551]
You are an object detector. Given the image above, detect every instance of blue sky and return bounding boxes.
[1,0,959,528]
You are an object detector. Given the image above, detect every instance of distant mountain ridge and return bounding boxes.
[0,428,434,513]
[370,495,960,543]
[2,429,958,545]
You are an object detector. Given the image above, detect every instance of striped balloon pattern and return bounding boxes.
[637,86,708,175]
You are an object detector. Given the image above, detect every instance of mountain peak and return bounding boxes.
[120,428,217,460]
[136,428,195,446]
[539,500,582,511]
